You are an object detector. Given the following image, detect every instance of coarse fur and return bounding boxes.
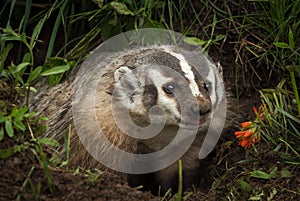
[31,45,239,194]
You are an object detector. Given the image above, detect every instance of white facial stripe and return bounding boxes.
[207,63,217,105]
[163,47,202,97]
[148,69,172,86]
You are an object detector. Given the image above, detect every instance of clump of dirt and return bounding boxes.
[0,136,157,201]
[0,80,23,112]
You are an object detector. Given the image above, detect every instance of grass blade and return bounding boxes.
[45,0,68,61]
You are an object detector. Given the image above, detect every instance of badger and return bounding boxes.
[32,44,228,194]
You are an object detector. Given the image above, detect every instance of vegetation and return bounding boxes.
[0,0,299,200]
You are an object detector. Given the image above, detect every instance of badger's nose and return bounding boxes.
[191,97,211,116]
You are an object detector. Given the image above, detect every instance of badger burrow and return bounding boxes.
[32,45,232,194]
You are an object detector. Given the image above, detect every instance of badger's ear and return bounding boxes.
[216,62,223,77]
[113,66,141,95]
[114,66,133,82]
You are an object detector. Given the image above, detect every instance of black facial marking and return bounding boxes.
[142,84,158,111]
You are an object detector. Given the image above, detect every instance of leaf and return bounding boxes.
[273,42,289,49]
[11,107,28,121]
[215,34,225,41]
[239,180,252,191]
[48,73,64,86]
[109,2,135,16]
[0,128,4,141]
[30,18,45,48]
[250,170,272,180]
[0,147,17,159]
[0,116,8,123]
[13,120,26,131]
[288,29,294,49]
[27,66,43,84]
[0,43,13,70]
[280,169,292,178]
[0,145,22,159]
[38,138,60,147]
[45,0,68,61]
[184,37,206,46]
[5,118,14,138]
[41,65,70,76]
[3,24,18,36]
[269,166,278,178]
[13,62,30,74]
[249,191,264,200]
[22,52,31,63]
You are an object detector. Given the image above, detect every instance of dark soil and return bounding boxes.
[0,136,157,201]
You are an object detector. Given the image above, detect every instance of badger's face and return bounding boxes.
[113,47,224,129]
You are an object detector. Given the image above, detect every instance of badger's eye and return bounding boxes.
[163,83,175,94]
[204,82,211,92]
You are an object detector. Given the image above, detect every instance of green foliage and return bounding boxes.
[0,105,29,140]
[244,0,300,73]
[257,80,300,163]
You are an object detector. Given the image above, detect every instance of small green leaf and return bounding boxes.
[41,65,70,76]
[1,35,22,42]
[0,43,13,70]
[273,42,289,49]
[269,166,278,178]
[38,137,60,147]
[288,29,294,49]
[27,66,43,84]
[0,128,4,141]
[30,18,45,48]
[280,169,292,178]
[22,52,32,63]
[215,34,225,41]
[250,170,272,180]
[249,191,264,200]
[13,120,26,131]
[239,180,252,191]
[0,116,8,123]
[5,118,14,137]
[184,37,206,46]
[109,2,135,16]
[24,111,36,118]
[0,145,21,159]
[13,62,30,74]
[11,107,28,121]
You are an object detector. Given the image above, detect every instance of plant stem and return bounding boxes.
[176,159,183,201]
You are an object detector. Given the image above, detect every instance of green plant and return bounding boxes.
[0,136,60,194]
[0,1,76,106]
[0,105,29,140]
[258,80,300,163]
[243,0,300,75]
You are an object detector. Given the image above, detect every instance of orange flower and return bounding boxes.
[234,104,267,149]
[234,121,261,149]
[240,121,252,128]
[253,104,266,120]
[238,138,251,148]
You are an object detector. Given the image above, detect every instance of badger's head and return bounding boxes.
[112,47,225,130]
